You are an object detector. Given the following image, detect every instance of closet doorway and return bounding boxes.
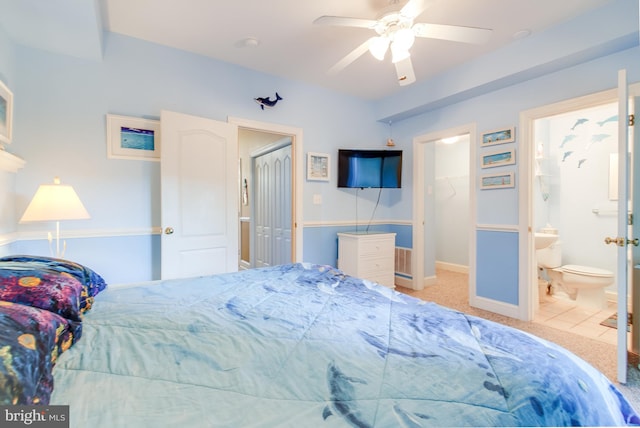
[412,123,476,294]
[233,117,303,269]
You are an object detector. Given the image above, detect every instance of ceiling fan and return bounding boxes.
[314,0,492,86]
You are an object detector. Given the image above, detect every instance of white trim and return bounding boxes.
[228,116,304,264]
[422,274,437,288]
[412,123,477,292]
[436,261,469,274]
[0,150,25,173]
[0,232,19,246]
[394,275,412,289]
[16,227,161,241]
[303,219,412,227]
[472,295,521,319]
[476,224,519,232]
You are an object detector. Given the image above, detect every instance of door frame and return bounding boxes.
[228,117,303,263]
[520,83,640,322]
[412,123,477,291]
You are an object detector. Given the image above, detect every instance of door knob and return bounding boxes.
[164,227,175,235]
[604,236,625,246]
[604,236,639,246]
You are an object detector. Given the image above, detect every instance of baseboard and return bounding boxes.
[435,261,469,274]
[394,275,412,289]
[470,295,521,319]
[394,274,436,291]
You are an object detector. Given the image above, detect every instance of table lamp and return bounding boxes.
[19,177,90,258]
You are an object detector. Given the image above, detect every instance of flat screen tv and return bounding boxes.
[337,149,402,188]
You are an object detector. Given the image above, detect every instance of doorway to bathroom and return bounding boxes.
[522,77,640,383]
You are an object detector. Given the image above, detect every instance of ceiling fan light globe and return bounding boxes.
[368,37,389,61]
[393,28,415,50]
[391,43,410,63]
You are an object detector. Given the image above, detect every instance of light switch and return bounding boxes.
[313,194,322,205]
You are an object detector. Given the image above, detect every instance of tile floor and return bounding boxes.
[534,294,625,345]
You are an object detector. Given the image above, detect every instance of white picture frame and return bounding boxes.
[0,79,14,145]
[307,152,330,181]
[480,171,515,190]
[481,148,516,169]
[481,127,515,147]
[106,114,160,161]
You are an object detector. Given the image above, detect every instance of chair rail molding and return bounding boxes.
[0,150,25,173]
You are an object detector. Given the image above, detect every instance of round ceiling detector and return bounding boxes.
[241,37,260,48]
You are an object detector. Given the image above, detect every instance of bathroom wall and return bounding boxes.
[535,102,618,290]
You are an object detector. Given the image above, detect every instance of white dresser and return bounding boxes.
[337,232,396,288]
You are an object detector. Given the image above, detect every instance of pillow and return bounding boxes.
[0,256,107,312]
[0,266,84,322]
[0,300,82,405]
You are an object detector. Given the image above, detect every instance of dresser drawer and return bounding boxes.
[358,256,394,277]
[357,239,394,257]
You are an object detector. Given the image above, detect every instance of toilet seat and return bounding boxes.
[562,264,613,278]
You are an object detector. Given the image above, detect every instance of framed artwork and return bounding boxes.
[480,171,515,190]
[0,79,14,145]
[481,148,516,168]
[106,114,160,161]
[307,152,330,181]
[481,127,515,146]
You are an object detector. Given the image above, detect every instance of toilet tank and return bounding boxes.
[537,242,562,268]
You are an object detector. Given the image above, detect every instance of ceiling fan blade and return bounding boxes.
[327,38,375,75]
[401,0,428,19]
[394,57,416,86]
[413,23,492,44]
[313,15,378,29]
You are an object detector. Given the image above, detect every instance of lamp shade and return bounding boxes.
[20,178,90,223]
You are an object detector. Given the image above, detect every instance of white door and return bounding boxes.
[253,144,292,267]
[160,110,238,279]
[254,150,271,267]
[613,70,638,383]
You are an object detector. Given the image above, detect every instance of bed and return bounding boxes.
[0,257,638,427]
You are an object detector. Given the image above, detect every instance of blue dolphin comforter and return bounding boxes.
[51,263,639,427]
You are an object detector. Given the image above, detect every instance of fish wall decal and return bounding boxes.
[254,92,283,110]
[585,133,611,151]
[562,151,574,162]
[570,118,588,130]
[559,134,576,148]
[597,115,618,126]
[578,159,587,168]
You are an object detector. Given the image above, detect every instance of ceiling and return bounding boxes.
[0,0,617,100]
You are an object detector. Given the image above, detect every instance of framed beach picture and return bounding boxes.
[480,172,515,190]
[0,79,14,145]
[481,148,516,168]
[106,114,160,161]
[481,127,515,146]
[307,152,330,181]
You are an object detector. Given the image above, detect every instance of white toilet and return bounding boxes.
[537,241,614,310]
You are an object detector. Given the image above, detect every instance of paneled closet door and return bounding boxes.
[254,144,292,267]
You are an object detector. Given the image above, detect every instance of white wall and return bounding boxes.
[435,137,470,268]
[535,102,618,275]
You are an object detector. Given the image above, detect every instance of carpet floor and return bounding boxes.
[395,268,640,412]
